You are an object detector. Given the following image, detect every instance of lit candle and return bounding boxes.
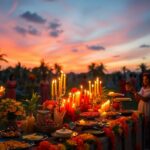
[71,103,76,121]
[97,78,99,95]
[75,91,81,106]
[60,71,63,95]
[51,80,54,99]
[94,81,97,97]
[88,81,91,93]
[63,74,66,94]
[55,80,57,99]
[80,85,83,94]
[58,78,61,97]
[92,84,94,100]
[72,93,75,103]
[72,103,76,109]
[100,81,102,95]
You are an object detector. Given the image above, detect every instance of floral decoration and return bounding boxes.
[0,98,25,118]
[67,133,102,150]
[37,141,66,150]
[43,100,57,111]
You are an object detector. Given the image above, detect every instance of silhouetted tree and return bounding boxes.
[54,63,62,76]
[88,63,97,78]
[0,53,8,69]
[96,63,106,76]
[138,63,148,73]
[0,53,8,63]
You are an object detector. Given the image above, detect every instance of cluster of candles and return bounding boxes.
[51,71,66,100]
[51,74,103,118]
[88,77,102,99]
[59,90,90,115]
[59,77,103,113]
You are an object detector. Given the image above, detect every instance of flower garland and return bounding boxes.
[0,98,25,118]
[67,133,102,150]
[38,134,102,150]
[103,117,129,150]
[103,127,115,150]
[131,111,143,150]
[116,117,129,136]
[37,141,66,150]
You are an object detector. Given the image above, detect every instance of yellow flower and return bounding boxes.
[0,98,25,118]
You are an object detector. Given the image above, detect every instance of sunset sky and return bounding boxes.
[0,0,150,73]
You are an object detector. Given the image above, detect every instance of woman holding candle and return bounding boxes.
[127,73,150,149]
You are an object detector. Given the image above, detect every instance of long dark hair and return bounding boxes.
[143,73,150,87]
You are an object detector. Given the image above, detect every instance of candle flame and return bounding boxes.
[72,103,75,108]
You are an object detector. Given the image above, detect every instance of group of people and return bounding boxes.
[4,73,50,104]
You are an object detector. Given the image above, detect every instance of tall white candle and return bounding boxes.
[63,74,66,94]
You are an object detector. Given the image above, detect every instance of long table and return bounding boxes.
[0,111,144,150]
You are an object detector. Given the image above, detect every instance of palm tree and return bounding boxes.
[54,63,62,76]
[0,53,8,63]
[0,53,8,70]
[96,63,106,75]
[138,63,148,73]
[88,62,97,78]
[122,66,127,74]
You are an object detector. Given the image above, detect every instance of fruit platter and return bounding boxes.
[0,140,34,150]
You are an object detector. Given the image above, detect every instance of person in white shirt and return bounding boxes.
[131,73,150,149]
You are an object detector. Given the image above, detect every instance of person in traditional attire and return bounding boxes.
[40,74,50,104]
[128,73,150,149]
[6,74,17,99]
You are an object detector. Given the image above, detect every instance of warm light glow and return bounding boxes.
[101,100,110,112]
[79,119,85,125]
[72,103,76,109]
[0,0,150,73]
[108,91,114,96]
[0,86,5,96]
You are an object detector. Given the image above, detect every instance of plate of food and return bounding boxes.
[113,98,132,102]
[0,130,21,138]
[22,133,48,142]
[120,110,134,116]
[80,112,99,119]
[0,140,34,150]
[76,119,98,127]
[83,129,104,136]
[106,111,121,119]
[51,128,78,138]
[108,92,124,97]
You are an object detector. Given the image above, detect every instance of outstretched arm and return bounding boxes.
[134,92,150,102]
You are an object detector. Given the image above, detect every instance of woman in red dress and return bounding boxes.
[6,74,17,99]
[40,74,50,104]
